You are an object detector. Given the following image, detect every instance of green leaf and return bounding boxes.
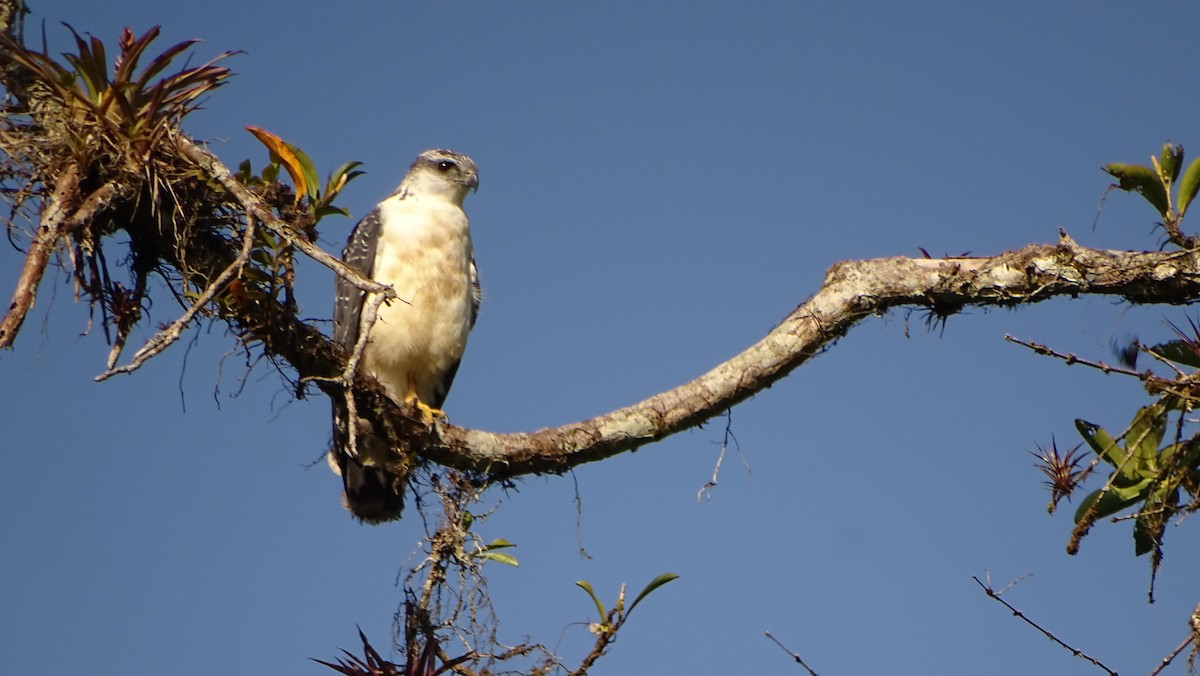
[250,249,276,267]
[627,573,679,615]
[314,205,351,221]
[239,267,271,283]
[478,551,519,567]
[324,161,366,198]
[0,34,74,104]
[1179,156,1200,217]
[287,142,321,200]
[131,37,203,92]
[62,25,109,104]
[252,226,279,247]
[1073,483,1147,523]
[1104,162,1170,216]
[576,580,606,619]
[312,161,364,222]
[1159,143,1183,184]
[1126,403,1166,470]
[235,159,254,184]
[1157,442,1181,468]
[481,538,515,551]
[1132,486,1175,557]
[1075,419,1126,466]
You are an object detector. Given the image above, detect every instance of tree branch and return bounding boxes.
[0,165,121,348]
[422,231,1200,479]
[0,161,77,348]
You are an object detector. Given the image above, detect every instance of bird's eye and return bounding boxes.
[436,160,457,172]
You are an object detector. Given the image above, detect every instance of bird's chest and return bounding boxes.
[363,203,473,374]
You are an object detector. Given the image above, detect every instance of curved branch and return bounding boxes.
[423,231,1200,479]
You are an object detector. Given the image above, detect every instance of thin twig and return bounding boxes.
[1148,634,1193,676]
[996,572,1033,596]
[696,420,727,502]
[1010,333,1200,410]
[338,290,390,458]
[764,630,818,675]
[1005,334,1147,379]
[697,408,748,502]
[972,576,1116,675]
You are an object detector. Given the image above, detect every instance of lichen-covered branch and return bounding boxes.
[425,232,1200,479]
[0,161,79,348]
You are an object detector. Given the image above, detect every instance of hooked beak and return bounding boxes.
[466,173,479,192]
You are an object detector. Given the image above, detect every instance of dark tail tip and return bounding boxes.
[341,459,405,524]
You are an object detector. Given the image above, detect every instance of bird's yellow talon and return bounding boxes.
[404,394,447,424]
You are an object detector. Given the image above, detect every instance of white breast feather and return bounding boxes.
[360,193,474,404]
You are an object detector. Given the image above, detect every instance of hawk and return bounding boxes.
[330,149,481,523]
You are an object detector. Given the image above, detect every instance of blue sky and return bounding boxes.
[4,2,1200,674]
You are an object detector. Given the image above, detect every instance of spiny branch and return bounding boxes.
[1005,334,1148,378]
[764,630,819,675]
[972,575,1116,675]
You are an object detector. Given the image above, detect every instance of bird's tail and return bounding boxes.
[330,402,406,523]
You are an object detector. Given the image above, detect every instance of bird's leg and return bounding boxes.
[403,387,447,425]
[411,397,448,425]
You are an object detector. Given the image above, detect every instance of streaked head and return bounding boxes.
[397,148,479,204]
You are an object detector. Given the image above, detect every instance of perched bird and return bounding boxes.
[330,149,480,523]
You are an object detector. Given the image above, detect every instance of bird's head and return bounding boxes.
[400,148,479,205]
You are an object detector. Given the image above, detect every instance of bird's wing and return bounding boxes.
[329,207,406,522]
[427,255,479,409]
[468,257,481,329]
[333,207,383,351]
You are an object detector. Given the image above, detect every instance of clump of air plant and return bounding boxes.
[1032,438,1090,514]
